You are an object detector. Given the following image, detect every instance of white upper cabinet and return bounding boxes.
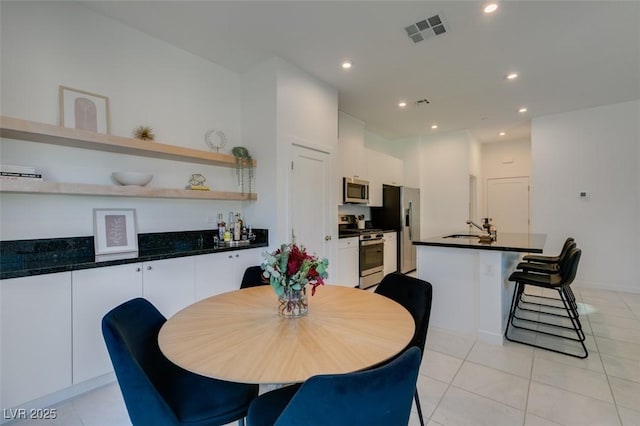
[338,112,404,206]
[366,149,385,207]
[338,112,366,180]
[366,150,403,207]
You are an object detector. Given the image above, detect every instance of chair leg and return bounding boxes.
[505,282,588,359]
[414,389,425,426]
[520,285,578,313]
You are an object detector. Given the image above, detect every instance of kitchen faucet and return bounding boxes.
[466,219,485,232]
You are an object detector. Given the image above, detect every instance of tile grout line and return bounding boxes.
[584,290,629,426]
[422,337,476,424]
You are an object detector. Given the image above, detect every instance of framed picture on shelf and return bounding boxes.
[59,85,110,134]
[93,208,138,262]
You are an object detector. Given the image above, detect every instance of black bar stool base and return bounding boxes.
[505,282,588,359]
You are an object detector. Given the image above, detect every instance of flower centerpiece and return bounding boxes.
[261,243,329,318]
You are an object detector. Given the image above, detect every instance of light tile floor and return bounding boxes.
[10,287,640,426]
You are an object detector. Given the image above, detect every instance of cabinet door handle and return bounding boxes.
[146,266,152,271]
[235,254,239,258]
[229,255,233,259]
[136,267,141,272]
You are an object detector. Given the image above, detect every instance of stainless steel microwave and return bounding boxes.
[343,178,369,204]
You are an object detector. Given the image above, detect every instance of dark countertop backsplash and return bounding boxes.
[1,228,268,280]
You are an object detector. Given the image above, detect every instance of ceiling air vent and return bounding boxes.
[405,14,447,43]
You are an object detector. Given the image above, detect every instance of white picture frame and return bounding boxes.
[59,85,110,134]
[93,208,138,262]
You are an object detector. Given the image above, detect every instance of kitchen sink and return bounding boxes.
[443,234,482,239]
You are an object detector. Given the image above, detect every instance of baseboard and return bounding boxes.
[574,280,640,295]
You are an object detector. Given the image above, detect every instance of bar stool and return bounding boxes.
[516,240,578,312]
[522,237,575,264]
[505,247,587,358]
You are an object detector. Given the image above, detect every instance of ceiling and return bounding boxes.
[81,1,640,143]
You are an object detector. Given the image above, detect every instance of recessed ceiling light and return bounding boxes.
[484,3,498,14]
[341,61,352,69]
[519,107,528,113]
[499,132,506,136]
[506,72,519,80]
[431,124,438,129]
[398,102,407,108]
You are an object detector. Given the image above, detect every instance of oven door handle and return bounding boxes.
[360,239,384,246]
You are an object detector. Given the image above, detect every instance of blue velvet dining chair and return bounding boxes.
[374,272,433,426]
[102,297,259,426]
[240,265,269,289]
[246,346,421,426]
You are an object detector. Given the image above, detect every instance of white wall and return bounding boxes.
[393,137,421,189]
[531,100,640,293]
[0,1,246,239]
[417,130,478,237]
[482,139,531,179]
[364,130,403,160]
[240,59,279,239]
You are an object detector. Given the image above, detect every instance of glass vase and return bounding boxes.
[278,286,308,318]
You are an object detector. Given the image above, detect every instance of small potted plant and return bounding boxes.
[133,125,155,141]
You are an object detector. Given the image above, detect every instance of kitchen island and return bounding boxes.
[414,232,546,345]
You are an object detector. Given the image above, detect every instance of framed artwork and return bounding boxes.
[93,208,138,262]
[59,85,110,134]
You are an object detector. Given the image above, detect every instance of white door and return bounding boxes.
[290,145,331,259]
[486,177,530,233]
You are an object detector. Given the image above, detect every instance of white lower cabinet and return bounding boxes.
[72,264,143,385]
[334,237,359,287]
[383,231,398,277]
[1,248,260,411]
[1,272,72,410]
[195,248,263,300]
[72,257,194,387]
[142,257,195,318]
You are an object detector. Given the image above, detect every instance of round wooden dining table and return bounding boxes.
[158,285,415,384]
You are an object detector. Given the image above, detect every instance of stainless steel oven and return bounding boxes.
[359,232,384,289]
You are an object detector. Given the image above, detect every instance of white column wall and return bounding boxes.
[241,58,338,250]
[418,130,477,238]
[531,100,640,293]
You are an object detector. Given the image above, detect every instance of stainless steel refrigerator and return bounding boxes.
[371,185,421,274]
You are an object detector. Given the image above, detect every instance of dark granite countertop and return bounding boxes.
[1,229,268,280]
[413,232,546,253]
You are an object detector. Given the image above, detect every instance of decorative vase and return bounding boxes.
[278,286,308,318]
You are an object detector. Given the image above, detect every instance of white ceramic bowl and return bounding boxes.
[112,171,153,186]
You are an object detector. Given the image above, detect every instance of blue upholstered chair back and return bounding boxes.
[375,273,433,355]
[102,298,182,425]
[102,297,258,426]
[274,346,421,426]
[240,265,268,289]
